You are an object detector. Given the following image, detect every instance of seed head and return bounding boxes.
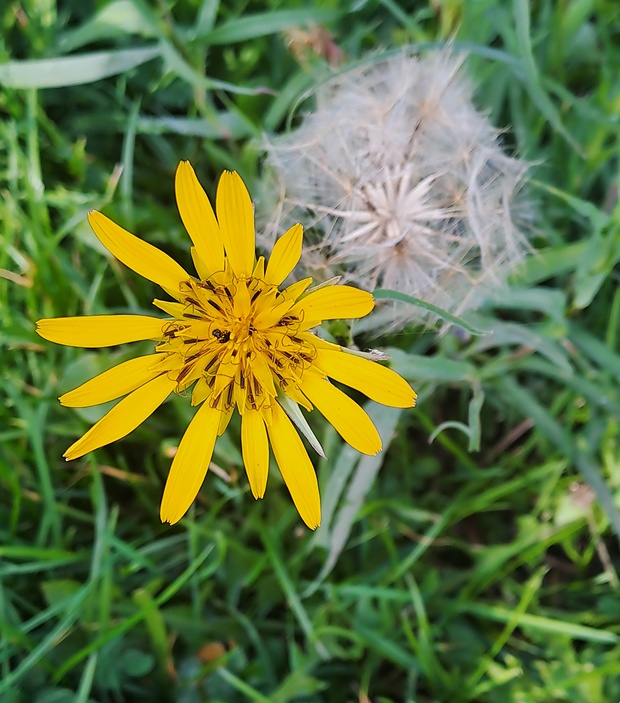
[261,50,531,329]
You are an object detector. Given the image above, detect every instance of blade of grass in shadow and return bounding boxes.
[0,587,91,694]
[159,39,272,98]
[569,322,620,378]
[307,405,403,594]
[429,384,485,452]
[512,0,582,154]
[216,668,272,703]
[497,376,620,545]
[5,378,60,544]
[468,567,547,693]
[402,574,451,692]
[354,623,420,671]
[261,529,328,659]
[75,654,98,703]
[52,541,217,681]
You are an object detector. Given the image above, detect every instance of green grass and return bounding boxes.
[1,0,620,701]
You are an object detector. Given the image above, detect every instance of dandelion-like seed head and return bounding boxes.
[261,50,531,328]
[36,163,416,529]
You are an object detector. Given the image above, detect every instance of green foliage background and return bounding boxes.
[1,0,620,701]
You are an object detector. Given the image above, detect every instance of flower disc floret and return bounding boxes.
[156,268,318,416]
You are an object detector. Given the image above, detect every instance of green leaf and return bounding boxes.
[573,216,620,310]
[470,321,572,373]
[387,349,478,383]
[512,0,582,154]
[489,286,567,325]
[569,322,620,377]
[374,289,489,335]
[511,241,587,285]
[41,580,83,609]
[197,8,341,44]
[0,47,160,89]
[462,602,619,644]
[57,0,159,52]
[121,649,155,678]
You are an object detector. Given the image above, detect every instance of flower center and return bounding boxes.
[155,273,316,414]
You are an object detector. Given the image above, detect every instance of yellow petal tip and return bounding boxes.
[160,506,184,525]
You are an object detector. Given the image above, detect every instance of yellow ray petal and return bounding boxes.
[218,403,234,436]
[152,299,185,317]
[267,403,321,529]
[291,285,374,321]
[36,315,165,348]
[175,161,225,276]
[316,349,417,408]
[299,373,382,455]
[60,354,164,407]
[64,374,175,460]
[264,223,303,286]
[249,352,277,398]
[233,278,251,318]
[215,171,255,278]
[282,277,313,302]
[253,296,295,330]
[88,211,189,293]
[160,401,221,524]
[252,255,265,280]
[191,376,211,406]
[241,409,269,499]
[300,332,341,352]
[190,247,210,280]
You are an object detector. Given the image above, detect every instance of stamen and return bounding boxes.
[176,365,192,384]
[273,370,287,387]
[278,315,298,326]
[185,351,204,363]
[205,356,218,373]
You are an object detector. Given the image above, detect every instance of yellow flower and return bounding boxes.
[37,162,416,528]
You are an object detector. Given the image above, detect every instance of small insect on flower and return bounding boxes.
[36,162,416,529]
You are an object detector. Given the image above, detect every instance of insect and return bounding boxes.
[212,329,231,344]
